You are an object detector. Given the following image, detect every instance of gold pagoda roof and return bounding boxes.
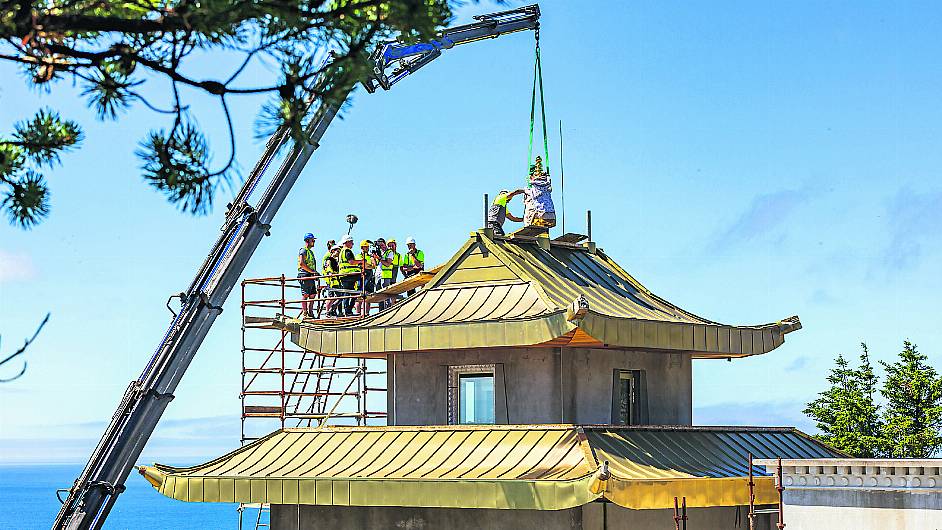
[140,425,839,510]
[280,230,801,358]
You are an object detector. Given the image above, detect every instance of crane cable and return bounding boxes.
[527,28,549,185]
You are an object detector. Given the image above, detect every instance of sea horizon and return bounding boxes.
[0,462,240,530]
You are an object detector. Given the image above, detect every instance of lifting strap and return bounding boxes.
[527,40,549,184]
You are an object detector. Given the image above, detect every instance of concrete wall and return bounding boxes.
[388,347,692,426]
[563,349,691,425]
[781,489,942,530]
[271,503,771,530]
[583,503,775,530]
[271,505,584,530]
[781,503,942,530]
[757,458,942,530]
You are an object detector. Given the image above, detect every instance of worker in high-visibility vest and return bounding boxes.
[337,234,363,316]
[376,238,400,309]
[356,239,379,315]
[322,242,341,317]
[487,188,524,236]
[297,233,318,317]
[401,236,425,296]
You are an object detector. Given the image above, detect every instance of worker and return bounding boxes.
[487,188,525,236]
[401,236,425,296]
[337,234,363,316]
[376,238,398,309]
[523,156,556,228]
[356,240,378,315]
[322,243,342,317]
[297,233,318,318]
[386,239,402,283]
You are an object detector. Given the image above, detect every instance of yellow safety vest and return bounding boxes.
[322,252,339,287]
[357,252,376,271]
[338,247,360,275]
[381,250,400,280]
[299,247,316,272]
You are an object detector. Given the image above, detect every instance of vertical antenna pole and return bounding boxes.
[559,120,565,234]
[484,193,489,229]
[587,210,592,241]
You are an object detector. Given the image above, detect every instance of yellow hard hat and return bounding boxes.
[387,238,396,244]
[360,239,370,247]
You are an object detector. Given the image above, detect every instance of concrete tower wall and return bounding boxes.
[387,347,692,426]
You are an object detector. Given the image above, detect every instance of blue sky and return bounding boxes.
[2,1,942,463]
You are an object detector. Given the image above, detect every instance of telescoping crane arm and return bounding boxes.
[52,5,540,530]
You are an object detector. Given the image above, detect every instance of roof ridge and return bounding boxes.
[476,231,562,312]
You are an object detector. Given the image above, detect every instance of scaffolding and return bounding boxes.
[238,272,387,529]
[240,272,387,442]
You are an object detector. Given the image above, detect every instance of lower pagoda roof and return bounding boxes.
[140,425,839,511]
[276,230,801,358]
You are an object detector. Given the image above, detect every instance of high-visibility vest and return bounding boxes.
[380,249,400,280]
[299,247,317,272]
[403,249,425,268]
[357,251,376,271]
[322,252,339,287]
[338,247,360,275]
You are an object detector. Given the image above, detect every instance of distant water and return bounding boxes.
[0,464,240,530]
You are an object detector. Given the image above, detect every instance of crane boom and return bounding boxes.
[52,5,540,530]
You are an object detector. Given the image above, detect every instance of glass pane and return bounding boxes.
[617,373,633,425]
[459,373,495,424]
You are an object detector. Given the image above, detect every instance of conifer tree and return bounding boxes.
[1,0,452,227]
[880,341,942,458]
[804,344,884,457]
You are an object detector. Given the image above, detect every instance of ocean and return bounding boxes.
[0,464,239,529]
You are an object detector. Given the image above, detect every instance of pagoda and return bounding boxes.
[140,228,838,530]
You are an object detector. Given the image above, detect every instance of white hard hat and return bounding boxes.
[405,236,416,245]
[340,234,353,244]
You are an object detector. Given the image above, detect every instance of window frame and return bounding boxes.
[611,369,649,425]
[447,364,507,425]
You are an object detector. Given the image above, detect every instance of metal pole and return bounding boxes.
[484,193,489,229]
[776,457,786,529]
[240,281,247,446]
[280,274,286,431]
[558,120,565,234]
[748,453,756,530]
[587,210,592,241]
[673,497,681,530]
[681,496,687,530]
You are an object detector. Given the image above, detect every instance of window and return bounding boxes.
[459,373,495,424]
[448,364,507,425]
[611,370,648,425]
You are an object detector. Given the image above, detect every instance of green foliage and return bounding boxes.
[805,341,942,458]
[803,344,885,457]
[1,0,454,227]
[880,341,942,458]
[0,109,83,228]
